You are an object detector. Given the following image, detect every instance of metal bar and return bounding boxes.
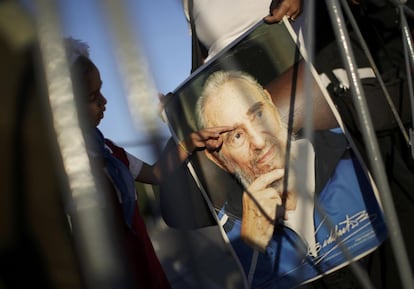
[398,4,414,158]
[325,0,414,288]
[33,0,133,288]
[340,0,410,146]
[101,0,165,154]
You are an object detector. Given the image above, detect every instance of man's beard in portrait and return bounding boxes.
[218,134,296,191]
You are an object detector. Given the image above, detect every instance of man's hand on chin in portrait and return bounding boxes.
[240,168,283,252]
[240,167,298,252]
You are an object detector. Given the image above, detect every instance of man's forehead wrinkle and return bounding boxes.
[203,78,263,126]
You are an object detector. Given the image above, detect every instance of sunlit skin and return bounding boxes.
[264,0,302,23]
[202,77,297,251]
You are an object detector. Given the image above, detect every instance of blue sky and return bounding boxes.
[57,0,191,163]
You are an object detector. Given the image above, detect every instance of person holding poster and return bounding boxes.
[194,69,387,288]
[159,0,413,287]
[161,1,414,288]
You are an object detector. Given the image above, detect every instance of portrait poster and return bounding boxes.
[162,19,388,288]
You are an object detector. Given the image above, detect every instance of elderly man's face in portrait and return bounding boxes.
[203,78,289,186]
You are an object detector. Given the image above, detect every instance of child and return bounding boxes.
[65,37,232,289]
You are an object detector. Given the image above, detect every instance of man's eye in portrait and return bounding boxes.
[255,110,263,120]
[228,129,246,148]
[249,102,265,123]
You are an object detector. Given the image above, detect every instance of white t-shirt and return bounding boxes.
[283,139,317,257]
[183,0,270,61]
